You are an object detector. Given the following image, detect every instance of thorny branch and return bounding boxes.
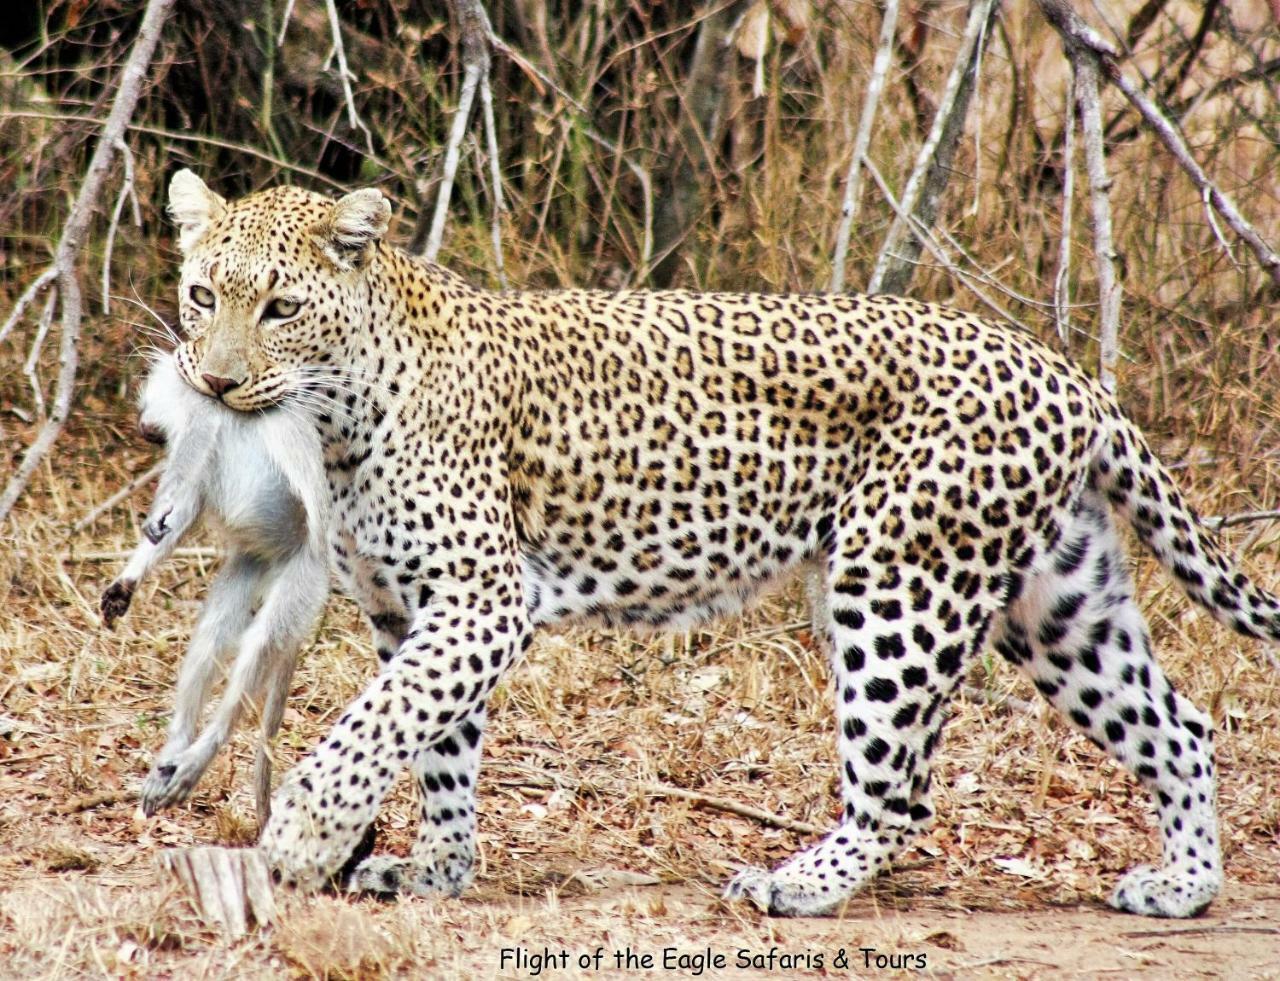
[0,0,178,525]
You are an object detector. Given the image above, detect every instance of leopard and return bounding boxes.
[161,168,1280,919]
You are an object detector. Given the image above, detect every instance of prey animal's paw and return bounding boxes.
[143,509,172,545]
[101,579,135,628]
[140,747,214,815]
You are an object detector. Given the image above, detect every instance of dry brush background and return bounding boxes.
[1,0,1279,976]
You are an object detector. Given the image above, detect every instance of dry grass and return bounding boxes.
[3,1,1280,976]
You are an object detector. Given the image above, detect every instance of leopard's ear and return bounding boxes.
[312,188,391,272]
[167,169,226,254]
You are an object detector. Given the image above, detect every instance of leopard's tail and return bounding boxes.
[1091,413,1280,646]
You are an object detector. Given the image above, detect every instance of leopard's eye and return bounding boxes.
[190,284,215,309]
[264,297,301,320]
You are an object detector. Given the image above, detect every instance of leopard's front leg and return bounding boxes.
[261,538,529,892]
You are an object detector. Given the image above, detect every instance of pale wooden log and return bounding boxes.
[158,847,277,939]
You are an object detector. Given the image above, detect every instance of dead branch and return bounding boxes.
[323,0,374,157]
[478,64,507,287]
[1052,80,1076,350]
[1073,56,1121,392]
[0,0,177,525]
[421,0,492,263]
[869,0,999,296]
[650,1,751,287]
[71,461,164,534]
[829,0,899,292]
[636,781,821,836]
[1036,0,1280,287]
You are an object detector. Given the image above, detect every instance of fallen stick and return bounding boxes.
[634,781,821,837]
[51,788,139,815]
[498,767,822,837]
[64,546,217,563]
[71,461,163,533]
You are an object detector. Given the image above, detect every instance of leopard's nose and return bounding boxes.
[201,373,243,398]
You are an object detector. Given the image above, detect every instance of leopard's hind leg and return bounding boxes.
[992,488,1220,917]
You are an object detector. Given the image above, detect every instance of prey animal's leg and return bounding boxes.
[103,406,221,626]
[145,549,327,816]
[141,554,264,815]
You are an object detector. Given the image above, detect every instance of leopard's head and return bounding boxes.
[166,169,391,412]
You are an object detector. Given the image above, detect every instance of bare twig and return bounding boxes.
[0,0,177,525]
[0,268,56,347]
[478,59,507,287]
[869,0,999,296]
[23,289,57,420]
[422,62,479,261]
[479,23,654,278]
[276,0,297,47]
[1120,926,1280,939]
[1036,0,1280,286]
[1053,79,1076,350]
[63,546,218,563]
[422,0,492,262]
[829,0,899,292]
[1073,55,1121,392]
[323,0,374,157]
[863,155,1028,332]
[0,111,379,199]
[101,139,141,315]
[71,461,164,533]
[1203,510,1280,531]
[635,781,821,836]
